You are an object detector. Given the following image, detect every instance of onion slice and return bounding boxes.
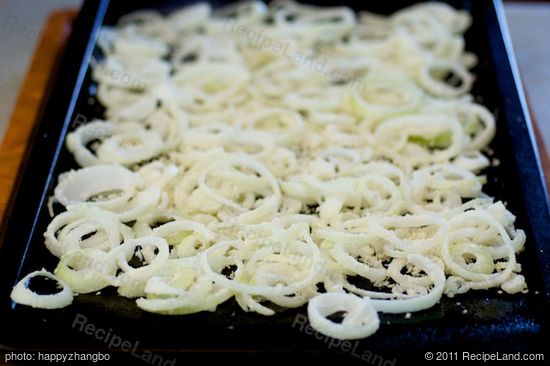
[11,270,73,309]
[308,292,380,340]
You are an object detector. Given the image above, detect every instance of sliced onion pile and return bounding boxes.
[12,1,527,341]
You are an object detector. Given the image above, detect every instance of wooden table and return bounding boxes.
[0,10,76,221]
[0,9,548,223]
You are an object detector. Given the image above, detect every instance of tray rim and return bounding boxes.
[493,0,550,200]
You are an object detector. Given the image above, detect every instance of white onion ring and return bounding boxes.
[371,254,445,313]
[11,270,73,309]
[54,165,141,209]
[308,292,380,340]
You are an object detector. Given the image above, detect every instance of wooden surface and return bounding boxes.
[0,10,76,220]
[0,9,548,223]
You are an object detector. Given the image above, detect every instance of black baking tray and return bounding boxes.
[1,0,549,363]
